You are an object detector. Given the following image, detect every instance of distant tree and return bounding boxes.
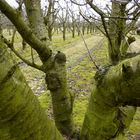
[44,0,57,41]
[1,0,140,140]
[57,6,68,41]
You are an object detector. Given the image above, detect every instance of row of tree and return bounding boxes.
[0,0,140,140]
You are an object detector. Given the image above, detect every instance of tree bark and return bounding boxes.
[24,0,47,41]
[44,0,55,41]
[0,0,73,136]
[45,51,73,135]
[81,55,140,140]
[23,0,73,136]
[0,39,63,140]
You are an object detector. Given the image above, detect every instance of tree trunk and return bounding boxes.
[82,24,85,35]
[45,51,73,135]
[23,0,73,135]
[81,56,140,139]
[108,2,126,64]
[44,0,54,41]
[23,0,47,41]
[87,25,89,34]
[72,22,75,38]
[63,22,66,41]
[0,39,63,140]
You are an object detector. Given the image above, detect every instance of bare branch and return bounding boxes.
[70,0,87,6]
[2,36,44,72]
[79,11,107,36]
[85,0,106,17]
[0,0,51,62]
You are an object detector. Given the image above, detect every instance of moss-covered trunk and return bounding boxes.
[23,0,73,135]
[45,51,73,135]
[23,0,47,41]
[81,56,140,140]
[0,39,63,140]
[108,2,126,64]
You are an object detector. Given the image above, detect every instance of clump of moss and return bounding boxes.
[38,91,51,109]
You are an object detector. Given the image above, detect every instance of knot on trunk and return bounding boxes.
[54,51,66,64]
[45,73,61,91]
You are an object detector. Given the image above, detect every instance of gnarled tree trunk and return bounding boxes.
[0,39,63,140]
[23,0,73,136]
[81,55,140,140]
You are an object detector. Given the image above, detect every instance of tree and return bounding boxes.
[0,36,63,140]
[0,0,73,136]
[77,0,140,139]
[57,6,68,41]
[1,0,140,140]
[81,55,140,139]
[44,0,57,41]
[84,0,140,64]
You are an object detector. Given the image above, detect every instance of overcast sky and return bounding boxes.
[5,0,111,8]
[6,0,18,7]
[5,0,47,8]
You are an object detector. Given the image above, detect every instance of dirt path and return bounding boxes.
[19,35,104,94]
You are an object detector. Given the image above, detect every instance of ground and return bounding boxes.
[3,30,140,140]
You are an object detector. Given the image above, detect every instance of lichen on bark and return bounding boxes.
[81,55,140,140]
[0,39,63,140]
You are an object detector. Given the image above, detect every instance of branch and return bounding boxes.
[125,11,140,34]
[100,16,113,49]
[80,12,107,36]
[70,0,87,6]
[0,0,51,62]
[2,36,44,72]
[86,0,106,17]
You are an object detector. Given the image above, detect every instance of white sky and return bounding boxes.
[6,0,18,8]
[5,0,47,8]
[5,0,110,8]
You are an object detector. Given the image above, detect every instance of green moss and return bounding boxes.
[73,97,89,128]
[129,108,140,134]
[38,91,51,109]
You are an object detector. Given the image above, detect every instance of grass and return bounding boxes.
[3,29,140,139]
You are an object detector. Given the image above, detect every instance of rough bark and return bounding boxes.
[0,0,73,136]
[23,0,73,136]
[23,0,47,41]
[45,51,73,135]
[81,55,140,140]
[0,39,63,140]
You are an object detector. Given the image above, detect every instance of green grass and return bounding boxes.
[3,29,140,139]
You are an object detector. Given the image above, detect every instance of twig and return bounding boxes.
[78,25,99,70]
[64,0,99,69]
[2,36,44,72]
[79,11,107,36]
[31,47,34,64]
